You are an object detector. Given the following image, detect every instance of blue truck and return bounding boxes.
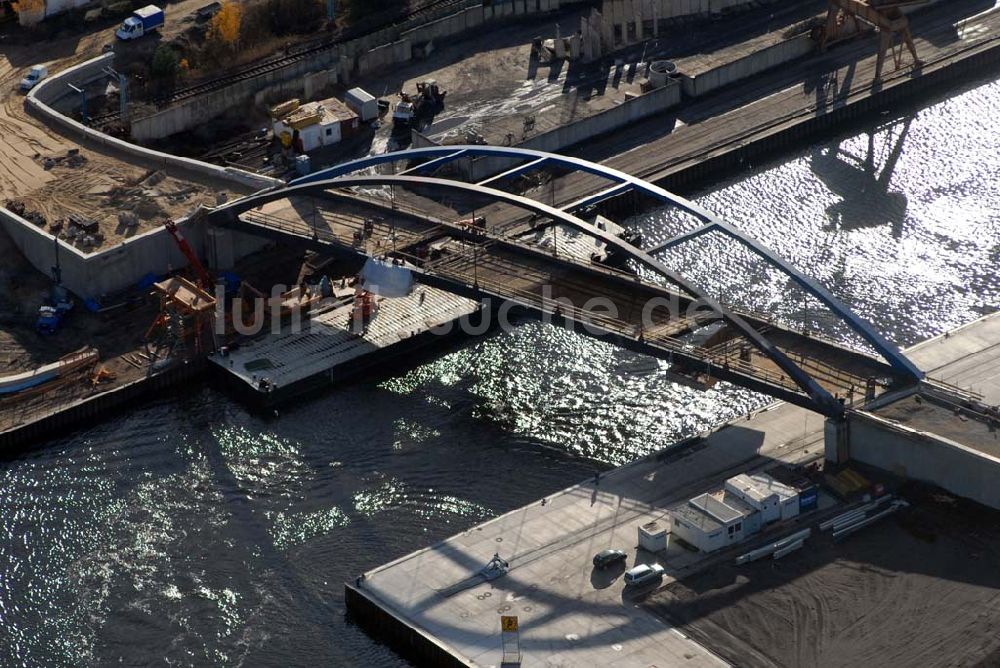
[116,5,165,40]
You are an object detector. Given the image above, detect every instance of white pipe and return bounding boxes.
[773,538,804,559]
[832,504,901,540]
[735,528,811,565]
[820,495,894,531]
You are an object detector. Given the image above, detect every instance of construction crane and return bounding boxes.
[163,219,213,290]
[820,0,925,81]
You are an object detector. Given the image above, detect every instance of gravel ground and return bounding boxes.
[643,483,1000,667]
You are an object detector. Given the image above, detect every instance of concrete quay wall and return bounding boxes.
[836,408,1000,511]
[0,207,200,299]
[345,584,473,668]
[26,54,282,192]
[0,205,269,300]
[0,359,205,453]
[430,78,683,179]
[521,78,682,153]
[650,36,1000,193]
[679,34,815,98]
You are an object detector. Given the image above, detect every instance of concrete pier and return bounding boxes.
[346,311,1000,667]
[210,284,478,405]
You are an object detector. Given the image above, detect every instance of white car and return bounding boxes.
[19,65,48,92]
[623,563,665,587]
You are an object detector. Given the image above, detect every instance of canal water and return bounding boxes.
[2,76,998,666]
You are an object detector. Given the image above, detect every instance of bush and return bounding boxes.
[151,45,180,78]
[208,0,243,48]
[346,0,401,24]
[266,0,325,35]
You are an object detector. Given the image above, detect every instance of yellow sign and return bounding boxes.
[501,615,519,632]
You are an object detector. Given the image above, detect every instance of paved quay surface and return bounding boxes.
[906,312,1000,402]
[538,0,1000,205]
[351,312,999,667]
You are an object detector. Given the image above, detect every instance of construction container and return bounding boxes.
[272,97,358,152]
[725,474,781,523]
[638,520,668,553]
[798,486,819,511]
[294,154,311,176]
[346,87,378,122]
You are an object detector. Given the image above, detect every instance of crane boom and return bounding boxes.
[164,220,213,290]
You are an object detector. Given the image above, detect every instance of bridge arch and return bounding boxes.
[209,147,926,416]
[280,145,922,383]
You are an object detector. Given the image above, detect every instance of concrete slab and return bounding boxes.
[212,285,477,392]
[907,313,1000,402]
[875,392,1000,459]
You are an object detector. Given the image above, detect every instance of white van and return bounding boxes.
[623,563,665,586]
[20,65,48,92]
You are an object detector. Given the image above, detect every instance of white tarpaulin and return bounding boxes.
[360,258,414,298]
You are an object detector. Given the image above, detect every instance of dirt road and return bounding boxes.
[0,0,235,244]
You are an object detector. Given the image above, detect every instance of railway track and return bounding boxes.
[91,0,478,127]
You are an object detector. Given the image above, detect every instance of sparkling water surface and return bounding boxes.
[1,76,998,666]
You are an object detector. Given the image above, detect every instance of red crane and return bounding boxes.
[163,220,213,290]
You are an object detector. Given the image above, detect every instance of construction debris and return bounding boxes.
[118,211,140,228]
[40,149,88,171]
[90,366,117,385]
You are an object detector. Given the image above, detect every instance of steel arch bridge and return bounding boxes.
[208,145,923,417]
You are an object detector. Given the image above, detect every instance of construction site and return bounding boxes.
[1,0,999,664]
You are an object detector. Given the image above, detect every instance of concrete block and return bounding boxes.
[303,70,330,99]
[846,411,1000,511]
[568,33,581,59]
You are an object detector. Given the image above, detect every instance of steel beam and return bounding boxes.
[477,157,549,186]
[646,224,716,254]
[398,149,470,176]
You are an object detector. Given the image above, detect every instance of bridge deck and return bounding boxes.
[236,193,902,409]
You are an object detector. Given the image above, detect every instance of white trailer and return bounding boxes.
[345,87,378,122]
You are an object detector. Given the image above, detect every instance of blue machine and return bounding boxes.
[294,154,312,177]
[36,299,73,334]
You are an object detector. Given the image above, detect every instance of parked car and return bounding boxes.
[592,549,628,569]
[19,65,48,92]
[623,563,665,587]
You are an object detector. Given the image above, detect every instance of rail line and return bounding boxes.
[91,0,479,127]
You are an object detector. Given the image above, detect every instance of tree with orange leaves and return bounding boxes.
[208,0,242,49]
[13,0,46,26]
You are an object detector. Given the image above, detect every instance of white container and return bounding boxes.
[638,520,668,553]
[346,87,378,122]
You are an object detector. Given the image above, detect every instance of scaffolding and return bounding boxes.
[146,276,218,358]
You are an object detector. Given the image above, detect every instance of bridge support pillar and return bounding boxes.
[824,417,850,464]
